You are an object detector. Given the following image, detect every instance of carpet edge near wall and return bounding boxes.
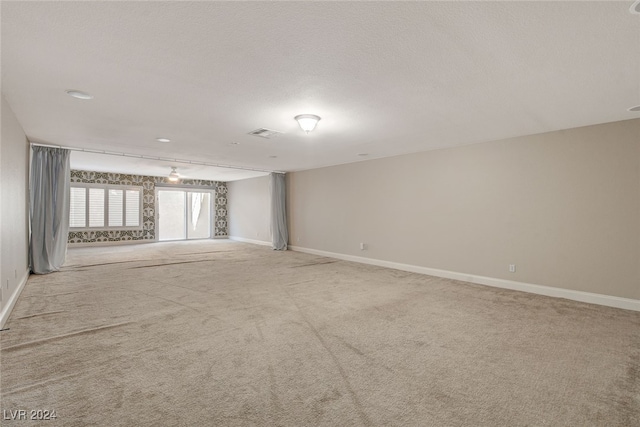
[288,245,640,312]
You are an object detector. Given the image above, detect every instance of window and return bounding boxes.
[69,184,142,229]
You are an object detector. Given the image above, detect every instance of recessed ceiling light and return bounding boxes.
[628,105,640,112]
[156,138,171,143]
[65,89,93,100]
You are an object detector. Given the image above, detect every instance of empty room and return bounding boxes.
[1,1,639,426]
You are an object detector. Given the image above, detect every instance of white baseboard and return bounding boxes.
[0,270,29,329]
[289,246,640,312]
[68,239,156,248]
[69,237,231,248]
[229,236,272,247]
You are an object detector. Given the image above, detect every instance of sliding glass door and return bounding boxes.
[187,192,211,239]
[158,189,213,241]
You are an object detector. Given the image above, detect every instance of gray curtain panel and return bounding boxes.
[30,146,71,274]
[270,172,288,250]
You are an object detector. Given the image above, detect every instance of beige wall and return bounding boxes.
[1,95,30,320]
[228,175,271,244]
[288,119,640,300]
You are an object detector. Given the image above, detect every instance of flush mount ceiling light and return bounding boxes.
[294,114,321,134]
[168,167,180,182]
[156,137,171,143]
[631,0,640,14]
[628,105,640,112]
[65,89,93,100]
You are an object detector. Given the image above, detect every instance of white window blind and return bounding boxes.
[109,189,123,226]
[69,184,142,229]
[126,189,140,226]
[69,187,86,228]
[89,188,105,227]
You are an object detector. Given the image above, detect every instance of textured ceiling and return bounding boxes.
[2,1,639,181]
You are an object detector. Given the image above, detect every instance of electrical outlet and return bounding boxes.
[509,264,516,273]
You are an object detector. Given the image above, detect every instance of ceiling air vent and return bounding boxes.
[248,128,282,139]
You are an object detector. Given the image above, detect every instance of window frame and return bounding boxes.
[69,183,143,231]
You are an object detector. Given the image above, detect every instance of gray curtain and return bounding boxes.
[30,146,71,274]
[270,172,288,250]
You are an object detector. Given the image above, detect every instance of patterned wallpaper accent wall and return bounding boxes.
[68,170,228,244]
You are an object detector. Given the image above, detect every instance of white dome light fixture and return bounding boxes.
[295,114,321,134]
[168,167,180,182]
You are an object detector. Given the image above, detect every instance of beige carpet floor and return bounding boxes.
[1,240,638,426]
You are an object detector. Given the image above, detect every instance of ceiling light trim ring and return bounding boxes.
[65,89,93,100]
